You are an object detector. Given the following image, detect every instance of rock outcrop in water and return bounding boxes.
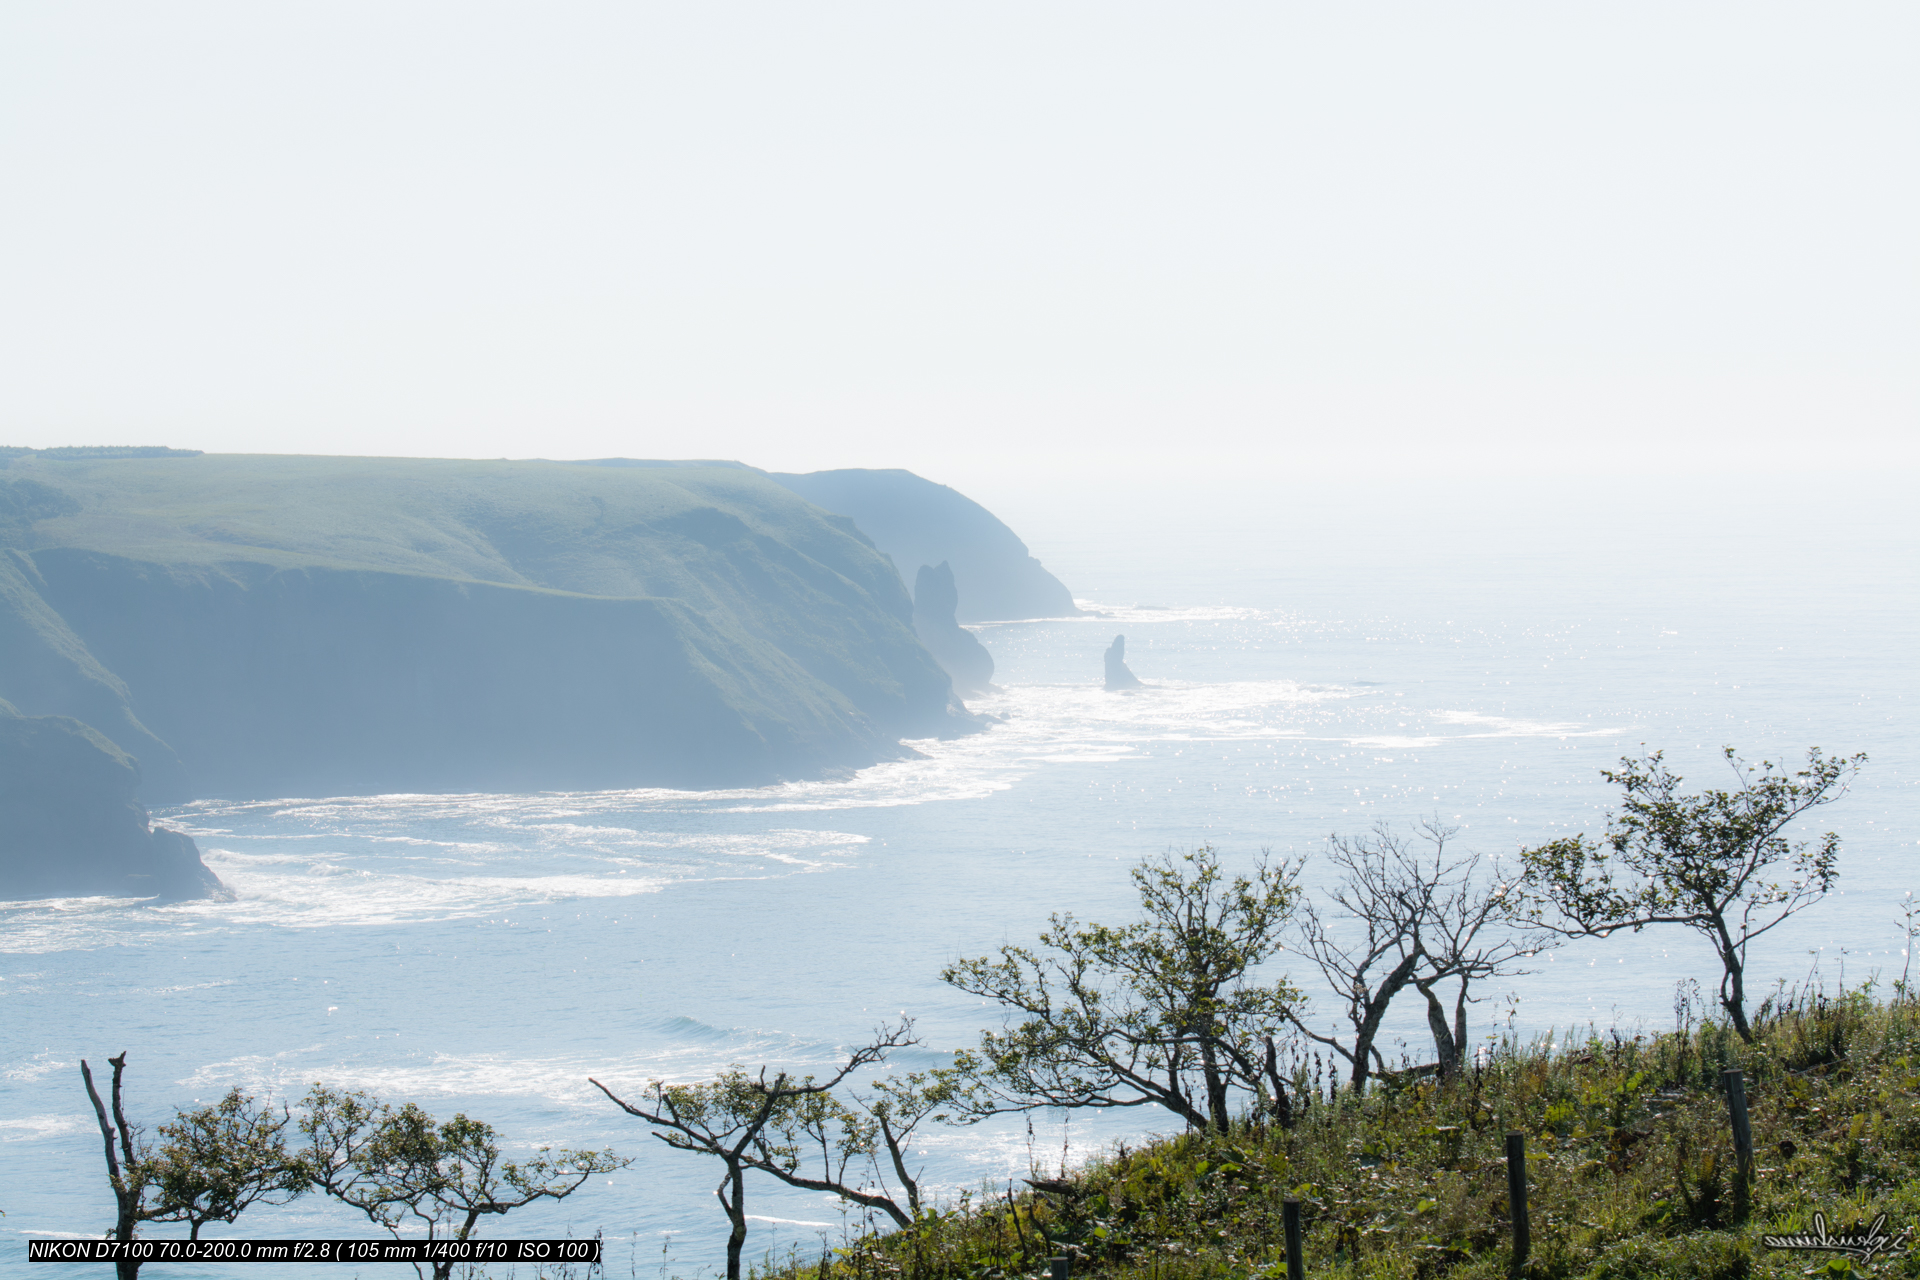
[1104,635,1144,690]
[767,469,1078,622]
[0,455,977,801]
[912,562,994,696]
[0,702,228,900]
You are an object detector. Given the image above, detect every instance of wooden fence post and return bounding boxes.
[1505,1131,1530,1279]
[1282,1197,1305,1280]
[1723,1068,1754,1221]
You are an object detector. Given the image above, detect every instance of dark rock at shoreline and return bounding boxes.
[0,704,229,901]
[913,562,994,696]
[1104,635,1144,690]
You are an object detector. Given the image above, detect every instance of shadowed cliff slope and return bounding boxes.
[768,469,1077,622]
[0,701,227,900]
[0,456,971,801]
[912,562,994,696]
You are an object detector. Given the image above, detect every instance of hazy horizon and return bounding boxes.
[4,2,1915,493]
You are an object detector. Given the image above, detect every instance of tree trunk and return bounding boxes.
[1152,1052,1212,1132]
[1199,1041,1231,1132]
[1419,981,1461,1081]
[1714,918,1753,1041]
[721,1161,748,1280]
[744,1159,912,1229]
[81,1056,145,1279]
[1348,1005,1390,1093]
[433,1212,484,1280]
[877,1114,921,1217]
[1724,965,1752,1041]
[1261,1037,1294,1130]
[1348,954,1425,1093]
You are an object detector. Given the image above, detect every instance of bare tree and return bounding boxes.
[81,1054,157,1280]
[1288,824,1439,1092]
[1291,821,1547,1090]
[750,1062,974,1225]
[1408,840,1550,1080]
[301,1086,627,1280]
[1520,747,1863,1041]
[942,845,1303,1133]
[591,1022,919,1280]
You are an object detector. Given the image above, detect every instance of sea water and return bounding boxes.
[3,472,1914,1277]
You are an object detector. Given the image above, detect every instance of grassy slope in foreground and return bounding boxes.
[782,993,1920,1280]
[0,454,965,800]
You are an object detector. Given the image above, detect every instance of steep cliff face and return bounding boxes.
[0,549,188,799]
[768,469,1077,622]
[912,562,995,696]
[0,456,972,800]
[0,704,227,901]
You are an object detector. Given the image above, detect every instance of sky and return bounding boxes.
[2,2,1915,497]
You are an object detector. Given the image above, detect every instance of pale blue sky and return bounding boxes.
[3,3,1914,491]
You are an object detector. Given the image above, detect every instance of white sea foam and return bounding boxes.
[709,679,1353,813]
[125,978,238,997]
[182,1023,888,1109]
[160,679,1350,832]
[0,1114,89,1143]
[1063,600,1265,624]
[1,822,876,950]
[150,678,1623,877]
[2,1051,71,1083]
[192,860,674,928]
[0,898,173,954]
[172,1046,336,1102]
[1429,710,1626,739]
[10,674,1625,953]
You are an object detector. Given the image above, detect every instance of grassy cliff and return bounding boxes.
[0,454,968,800]
[778,993,1920,1280]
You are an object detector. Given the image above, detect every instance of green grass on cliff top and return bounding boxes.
[2,453,891,603]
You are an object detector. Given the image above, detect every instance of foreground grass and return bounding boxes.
[770,992,1920,1280]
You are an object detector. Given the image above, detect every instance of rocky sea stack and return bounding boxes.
[1104,635,1144,690]
[912,562,994,696]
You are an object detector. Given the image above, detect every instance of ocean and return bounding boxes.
[3,470,1914,1277]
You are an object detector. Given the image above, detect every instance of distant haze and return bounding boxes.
[1,2,1915,491]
